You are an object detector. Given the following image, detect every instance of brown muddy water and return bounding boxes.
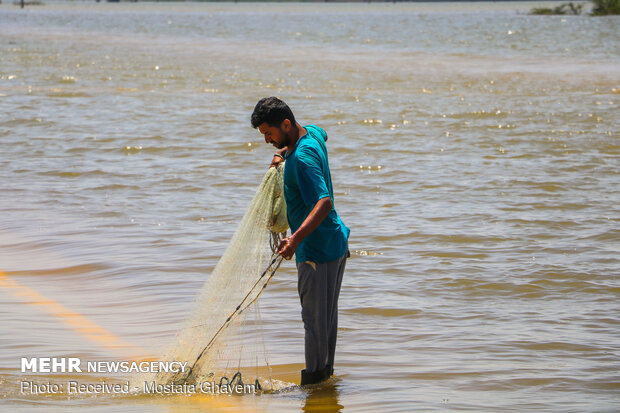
[0,1,619,412]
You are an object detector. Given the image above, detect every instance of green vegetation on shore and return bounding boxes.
[530,0,620,15]
[590,0,620,14]
[530,2,583,15]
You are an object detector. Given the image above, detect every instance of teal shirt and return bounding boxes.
[283,125,350,263]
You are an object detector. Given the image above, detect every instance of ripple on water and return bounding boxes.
[37,169,109,178]
[4,263,111,278]
[1,117,54,127]
[47,89,92,98]
[1,4,619,412]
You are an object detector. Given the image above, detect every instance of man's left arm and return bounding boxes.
[277,196,332,260]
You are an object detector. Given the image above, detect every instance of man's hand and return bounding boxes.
[276,197,333,261]
[270,147,287,169]
[277,234,299,260]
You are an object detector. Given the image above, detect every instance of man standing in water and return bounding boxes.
[251,97,350,385]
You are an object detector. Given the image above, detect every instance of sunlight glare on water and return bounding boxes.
[0,2,619,412]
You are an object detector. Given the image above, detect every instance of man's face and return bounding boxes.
[258,120,291,150]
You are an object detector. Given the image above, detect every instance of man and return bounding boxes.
[251,97,350,385]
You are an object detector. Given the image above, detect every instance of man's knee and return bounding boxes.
[300,304,315,325]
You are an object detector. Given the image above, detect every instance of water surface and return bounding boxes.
[0,2,619,412]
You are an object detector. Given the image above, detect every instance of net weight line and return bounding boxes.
[163,251,284,386]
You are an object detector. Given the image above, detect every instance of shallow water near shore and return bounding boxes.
[1,1,619,412]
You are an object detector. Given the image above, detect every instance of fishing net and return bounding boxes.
[140,164,288,392]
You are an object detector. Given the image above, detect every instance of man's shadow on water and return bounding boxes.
[302,380,343,413]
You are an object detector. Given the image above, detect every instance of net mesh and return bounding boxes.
[141,164,288,391]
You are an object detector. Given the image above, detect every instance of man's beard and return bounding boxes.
[276,128,291,149]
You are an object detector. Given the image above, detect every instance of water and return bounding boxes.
[1,1,619,411]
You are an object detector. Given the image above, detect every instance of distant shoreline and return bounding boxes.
[99,1,583,2]
[11,0,589,3]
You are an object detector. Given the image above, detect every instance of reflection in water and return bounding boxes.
[303,380,342,413]
[1,2,619,412]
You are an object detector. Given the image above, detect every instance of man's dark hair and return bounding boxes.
[251,97,296,129]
